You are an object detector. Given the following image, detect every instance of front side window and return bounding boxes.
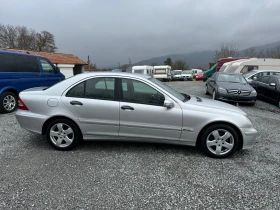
[40,59,54,73]
[259,76,270,84]
[66,77,116,101]
[0,53,17,72]
[121,79,165,106]
[15,55,39,73]
[268,77,277,85]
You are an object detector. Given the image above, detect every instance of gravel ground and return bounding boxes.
[0,81,280,209]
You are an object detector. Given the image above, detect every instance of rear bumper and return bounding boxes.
[240,127,258,149]
[15,110,48,134]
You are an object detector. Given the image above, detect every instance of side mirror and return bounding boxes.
[54,66,60,74]
[164,100,174,109]
[269,83,276,87]
[253,76,257,80]
[209,78,215,83]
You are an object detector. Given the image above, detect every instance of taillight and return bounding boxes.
[18,96,29,110]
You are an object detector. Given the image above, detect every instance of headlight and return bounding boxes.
[218,87,227,94]
[250,89,257,96]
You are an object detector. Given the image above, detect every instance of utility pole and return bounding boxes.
[87,55,91,70]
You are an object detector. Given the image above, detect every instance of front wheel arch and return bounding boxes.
[196,121,243,150]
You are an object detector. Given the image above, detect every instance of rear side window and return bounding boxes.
[15,55,39,73]
[0,53,17,72]
[66,77,116,101]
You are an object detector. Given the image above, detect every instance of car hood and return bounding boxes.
[185,96,246,115]
[217,82,252,91]
[182,73,192,76]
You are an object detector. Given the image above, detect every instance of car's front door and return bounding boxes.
[119,78,182,141]
[257,76,270,98]
[39,58,62,86]
[266,77,279,103]
[61,77,120,138]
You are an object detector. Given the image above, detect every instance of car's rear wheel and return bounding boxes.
[200,124,239,158]
[46,119,82,151]
[205,85,209,95]
[0,92,17,113]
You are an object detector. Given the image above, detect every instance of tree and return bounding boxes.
[243,47,258,57]
[0,23,57,52]
[164,57,172,66]
[172,60,188,70]
[214,42,239,61]
[266,45,280,59]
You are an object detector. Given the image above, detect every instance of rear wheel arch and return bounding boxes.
[42,116,83,137]
[1,88,19,96]
[196,121,243,150]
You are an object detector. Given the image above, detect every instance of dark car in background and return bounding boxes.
[205,72,257,105]
[251,75,280,108]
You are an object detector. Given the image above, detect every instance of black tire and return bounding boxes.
[0,92,18,113]
[46,118,82,151]
[205,85,209,95]
[249,101,256,106]
[199,124,240,158]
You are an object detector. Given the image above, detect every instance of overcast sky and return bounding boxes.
[1,0,280,67]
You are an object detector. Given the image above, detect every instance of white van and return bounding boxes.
[132,65,154,75]
[191,69,203,78]
[224,58,280,73]
[153,65,171,81]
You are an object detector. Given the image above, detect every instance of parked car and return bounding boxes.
[171,70,183,81]
[181,70,193,81]
[205,72,257,105]
[0,50,65,113]
[243,70,280,84]
[251,75,280,108]
[191,69,203,79]
[15,72,258,158]
[195,72,204,80]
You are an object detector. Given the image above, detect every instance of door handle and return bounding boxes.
[70,101,83,106]
[121,105,134,110]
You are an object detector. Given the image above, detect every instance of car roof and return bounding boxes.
[81,72,152,79]
[249,70,280,73]
[216,72,242,75]
[0,49,44,58]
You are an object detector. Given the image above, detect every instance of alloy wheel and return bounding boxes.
[49,123,74,148]
[206,129,234,156]
[3,95,16,111]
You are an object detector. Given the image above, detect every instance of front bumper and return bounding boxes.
[240,127,258,149]
[15,110,48,134]
[217,93,256,103]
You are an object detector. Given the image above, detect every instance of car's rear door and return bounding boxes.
[61,77,120,138]
[119,78,182,141]
[15,55,42,92]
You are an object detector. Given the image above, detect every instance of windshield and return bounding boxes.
[243,71,258,78]
[182,70,192,74]
[217,74,247,84]
[174,71,181,75]
[149,78,186,101]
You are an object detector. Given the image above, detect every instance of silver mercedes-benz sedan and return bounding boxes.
[15,72,258,158]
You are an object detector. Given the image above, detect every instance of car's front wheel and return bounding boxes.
[200,124,239,158]
[46,119,82,150]
[0,92,18,113]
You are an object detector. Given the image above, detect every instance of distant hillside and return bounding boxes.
[134,41,280,69]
